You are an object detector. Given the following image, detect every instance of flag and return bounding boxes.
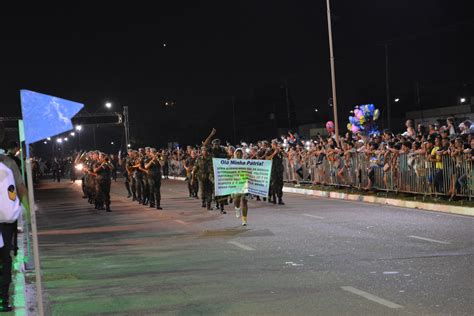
[20,90,84,145]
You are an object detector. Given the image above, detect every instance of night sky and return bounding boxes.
[1,1,473,150]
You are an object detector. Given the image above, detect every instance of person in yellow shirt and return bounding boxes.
[429,136,444,193]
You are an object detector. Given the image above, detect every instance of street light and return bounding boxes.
[314,108,319,112]
[64,137,68,142]
[47,137,51,141]
[394,98,400,103]
[75,125,82,131]
[105,102,112,109]
[56,138,63,143]
[70,132,75,136]
[110,141,114,145]
[460,97,467,104]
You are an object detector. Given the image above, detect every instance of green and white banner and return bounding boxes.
[212,158,273,197]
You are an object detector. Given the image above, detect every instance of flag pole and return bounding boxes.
[24,145,45,316]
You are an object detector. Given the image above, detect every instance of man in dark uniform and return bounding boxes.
[139,147,151,206]
[184,149,198,198]
[144,148,163,209]
[93,152,113,211]
[120,150,133,198]
[194,146,214,210]
[134,148,146,204]
[266,139,286,205]
[209,138,228,214]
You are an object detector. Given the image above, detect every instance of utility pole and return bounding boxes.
[284,80,291,130]
[385,43,391,130]
[232,97,237,144]
[326,0,340,143]
[123,106,130,149]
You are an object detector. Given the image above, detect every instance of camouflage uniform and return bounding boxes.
[185,156,198,198]
[95,160,112,211]
[194,154,214,209]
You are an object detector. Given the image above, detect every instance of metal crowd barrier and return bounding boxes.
[165,153,473,199]
[283,153,473,199]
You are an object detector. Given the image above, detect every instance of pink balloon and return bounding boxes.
[351,125,359,133]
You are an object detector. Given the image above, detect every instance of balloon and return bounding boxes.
[368,104,375,114]
[359,116,366,125]
[349,116,357,125]
[347,123,352,131]
[355,109,362,119]
[373,109,380,120]
[351,125,359,133]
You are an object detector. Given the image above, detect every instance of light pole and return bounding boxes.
[326,0,340,144]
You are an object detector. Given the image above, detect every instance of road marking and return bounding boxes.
[228,241,256,251]
[408,235,450,245]
[303,214,325,219]
[341,286,403,309]
[174,220,188,225]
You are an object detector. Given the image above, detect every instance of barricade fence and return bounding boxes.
[166,154,473,199]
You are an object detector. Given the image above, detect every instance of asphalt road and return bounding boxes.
[34,179,474,315]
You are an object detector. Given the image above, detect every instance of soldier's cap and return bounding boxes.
[262,140,269,146]
[211,138,221,145]
[271,139,279,144]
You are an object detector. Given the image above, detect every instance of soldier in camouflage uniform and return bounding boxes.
[184,149,198,198]
[93,152,113,212]
[193,146,214,210]
[210,138,228,214]
[266,139,286,205]
[143,148,163,209]
[134,148,146,204]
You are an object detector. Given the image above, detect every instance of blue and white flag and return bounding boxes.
[20,90,84,145]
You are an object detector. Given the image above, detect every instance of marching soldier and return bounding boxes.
[193,146,214,210]
[93,152,114,212]
[133,148,146,204]
[184,150,198,198]
[143,148,163,209]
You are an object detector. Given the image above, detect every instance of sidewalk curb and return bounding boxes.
[283,187,474,217]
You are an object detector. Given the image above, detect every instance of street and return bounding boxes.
[35,179,474,315]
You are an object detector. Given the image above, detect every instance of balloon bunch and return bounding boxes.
[347,104,380,135]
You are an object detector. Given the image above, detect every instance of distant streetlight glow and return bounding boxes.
[394,98,400,103]
[314,108,319,112]
[44,141,48,144]
[110,141,114,145]
[64,137,68,142]
[70,132,75,136]
[127,144,131,148]
[105,102,112,109]
[47,137,51,141]
[56,138,63,143]
[75,125,82,131]
[460,97,467,103]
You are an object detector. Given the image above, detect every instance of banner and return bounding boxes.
[212,158,272,197]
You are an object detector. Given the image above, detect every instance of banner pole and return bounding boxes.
[25,146,45,316]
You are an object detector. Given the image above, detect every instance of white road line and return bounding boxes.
[174,220,188,225]
[341,286,403,309]
[228,241,256,251]
[408,235,451,245]
[302,214,325,219]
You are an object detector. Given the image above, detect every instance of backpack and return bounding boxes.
[0,159,22,223]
